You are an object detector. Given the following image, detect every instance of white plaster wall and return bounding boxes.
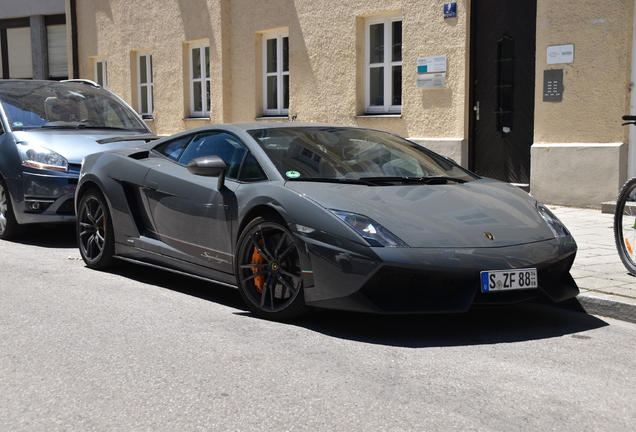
[531,143,628,208]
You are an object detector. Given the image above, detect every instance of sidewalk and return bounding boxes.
[549,205,636,323]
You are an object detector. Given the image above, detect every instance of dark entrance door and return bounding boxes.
[469,0,537,186]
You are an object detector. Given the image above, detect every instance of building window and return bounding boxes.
[47,24,68,79]
[365,13,402,114]
[6,27,33,79]
[94,58,107,88]
[189,41,210,117]
[263,31,289,116]
[137,51,153,119]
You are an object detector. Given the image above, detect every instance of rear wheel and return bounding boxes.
[0,177,26,240]
[614,176,636,275]
[77,190,117,269]
[236,217,313,320]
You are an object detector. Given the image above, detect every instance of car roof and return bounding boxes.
[0,79,105,96]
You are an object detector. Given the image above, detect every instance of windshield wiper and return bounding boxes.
[358,176,468,185]
[40,124,132,130]
[286,177,378,186]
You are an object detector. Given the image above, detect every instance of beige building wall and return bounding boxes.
[73,0,470,161]
[71,0,635,208]
[531,0,633,207]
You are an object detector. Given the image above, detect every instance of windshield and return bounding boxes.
[248,127,477,183]
[0,81,148,132]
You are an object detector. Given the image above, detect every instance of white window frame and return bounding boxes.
[137,50,154,118]
[365,13,402,114]
[94,58,108,88]
[189,41,210,118]
[262,30,289,117]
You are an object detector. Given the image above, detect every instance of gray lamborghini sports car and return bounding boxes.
[75,122,579,320]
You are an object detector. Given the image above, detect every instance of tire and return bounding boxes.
[614,176,636,275]
[0,177,26,240]
[235,217,313,320]
[77,190,117,269]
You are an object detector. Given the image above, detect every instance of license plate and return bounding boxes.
[480,268,538,292]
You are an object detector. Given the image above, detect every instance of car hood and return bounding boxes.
[286,179,558,248]
[13,129,152,164]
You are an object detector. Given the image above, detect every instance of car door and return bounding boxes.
[143,131,247,274]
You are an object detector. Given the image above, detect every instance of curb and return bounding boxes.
[560,291,636,324]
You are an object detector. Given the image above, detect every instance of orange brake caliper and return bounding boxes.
[250,240,266,293]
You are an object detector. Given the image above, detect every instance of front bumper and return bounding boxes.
[11,169,79,225]
[298,233,579,314]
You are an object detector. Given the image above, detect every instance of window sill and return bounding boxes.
[183,117,211,121]
[355,114,402,119]
[254,116,289,121]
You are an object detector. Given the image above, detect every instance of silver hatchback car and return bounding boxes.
[0,80,154,239]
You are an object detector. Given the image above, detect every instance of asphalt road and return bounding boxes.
[1,225,635,431]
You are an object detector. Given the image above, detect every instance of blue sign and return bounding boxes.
[444,2,457,19]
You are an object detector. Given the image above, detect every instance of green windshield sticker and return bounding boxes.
[286,171,301,179]
[13,122,23,127]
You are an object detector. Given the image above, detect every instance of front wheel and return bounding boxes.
[235,217,313,320]
[77,190,117,269]
[614,176,636,275]
[0,177,26,240]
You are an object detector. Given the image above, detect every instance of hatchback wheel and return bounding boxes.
[0,178,26,240]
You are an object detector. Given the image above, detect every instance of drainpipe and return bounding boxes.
[629,0,636,178]
[69,0,79,79]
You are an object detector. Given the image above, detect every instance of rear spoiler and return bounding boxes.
[96,135,161,144]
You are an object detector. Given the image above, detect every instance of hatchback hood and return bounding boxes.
[286,179,558,248]
[13,129,152,164]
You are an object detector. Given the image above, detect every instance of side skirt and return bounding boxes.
[114,254,238,289]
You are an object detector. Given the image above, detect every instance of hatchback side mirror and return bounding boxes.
[187,156,227,189]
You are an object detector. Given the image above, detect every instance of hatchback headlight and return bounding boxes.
[18,143,68,172]
[536,204,569,238]
[330,210,408,247]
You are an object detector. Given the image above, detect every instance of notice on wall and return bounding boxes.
[417,73,446,90]
[417,56,447,74]
[547,44,574,64]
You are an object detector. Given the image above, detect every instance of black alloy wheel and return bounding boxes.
[77,190,116,269]
[236,217,312,320]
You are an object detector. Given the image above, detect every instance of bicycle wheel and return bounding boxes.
[614,176,636,275]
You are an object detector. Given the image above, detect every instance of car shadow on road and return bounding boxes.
[106,261,248,312]
[9,223,77,249]
[283,304,610,348]
[99,261,609,349]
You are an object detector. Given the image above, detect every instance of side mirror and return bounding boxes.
[187,155,227,189]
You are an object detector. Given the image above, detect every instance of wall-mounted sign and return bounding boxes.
[444,3,457,19]
[417,55,447,74]
[547,44,574,64]
[417,73,446,90]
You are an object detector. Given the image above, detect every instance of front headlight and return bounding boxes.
[17,143,68,172]
[329,209,408,247]
[536,204,569,238]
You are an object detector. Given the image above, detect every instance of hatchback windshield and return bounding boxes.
[248,127,477,183]
[0,81,148,132]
